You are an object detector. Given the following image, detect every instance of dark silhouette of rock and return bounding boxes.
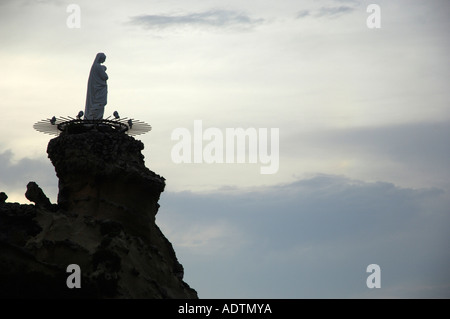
[0,192,7,204]
[25,181,55,211]
[0,129,198,299]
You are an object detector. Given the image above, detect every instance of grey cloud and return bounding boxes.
[296,10,310,19]
[296,5,355,19]
[128,10,264,30]
[283,121,450,189]
[0,150,57,201]
[157,175,450,298]
[333,0,360,4]
[23,0,64,5]
[336,122,450,166]
[308,121,450,162]
[316,6,355,17]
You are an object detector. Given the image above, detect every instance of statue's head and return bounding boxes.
[96,52,106,64]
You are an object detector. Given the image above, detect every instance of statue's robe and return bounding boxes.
[84,53,108,120]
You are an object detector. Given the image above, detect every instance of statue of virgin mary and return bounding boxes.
[84,53,108,120]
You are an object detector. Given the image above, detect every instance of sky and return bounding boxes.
[0,0,449,298]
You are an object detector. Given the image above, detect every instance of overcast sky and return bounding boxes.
[0,0,449,298]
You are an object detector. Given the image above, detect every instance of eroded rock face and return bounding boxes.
[0,130,198,299]
[47,130,166,241]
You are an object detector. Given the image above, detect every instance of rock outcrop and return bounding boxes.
[0,129,198,299]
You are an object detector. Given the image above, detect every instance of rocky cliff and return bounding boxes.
[0,129,198,299]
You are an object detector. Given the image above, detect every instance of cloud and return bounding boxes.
[333,0,360,4]
[128,9,264,30]
[161,219,246,256]
[296,5,355,19]
[305,121,450,164]
[283,121,450,189]
[157,174,450,298]
[296,10,310,19]
[22,0,64,6]
[0,150,57,202]
[316,6,354,17]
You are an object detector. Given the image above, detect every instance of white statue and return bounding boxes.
[84,53,108,120]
